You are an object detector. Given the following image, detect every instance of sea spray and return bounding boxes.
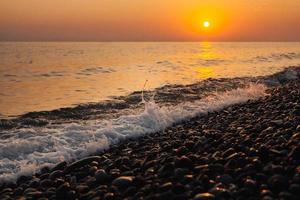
[0,83,266,182]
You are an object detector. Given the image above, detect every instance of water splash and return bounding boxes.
[0,83,266,182]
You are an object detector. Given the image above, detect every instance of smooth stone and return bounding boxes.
[222,148,236,158]
[14,187,23,196]
[268,175,289,192]
[183,174,194,182]
[175,156,193,169]
[81,190,98,199]
[291,132,300,140]
[244,179,258,191]
[40,179,53,188]
[40,166,50,174]
[44,190,56,198]
[29,178,40,188]
[89,166,98,175]
[289,184,300,195]
[260,189,273,197]
[193,192,215,200]
[39,173,49,180]
[90,161,99,167]
[76,185,89,193]
[159,182,173,192]
[194,165,209,172]
[262,196,274,200]
[270,120,283,126]
[56,182,71,198]
[103,192,115,200]
[288,146,300,160]
[86,177,97,188]
[0,188,13,194]
[209,187,230,198]
[111,176,133,189]
[172,183,186,194]
[64,156,102,174]
[25,191,42,198]
[51,161,67,172]
[216,174,234,185]
[24,188,38,194]
[123,186,137,197]
[174,168,189,179]
[49,170,63,180]
[292,109,300,116]
[158,163,174,177]
[54,178,65,187]
[95,169,111,184]
[209,164,224,173]
[278,191,293,199]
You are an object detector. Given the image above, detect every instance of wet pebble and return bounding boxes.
[64,156,102,174]
[111,176,133,190]
[193,192,215,200]
[175,156,193,169]
[268,175,289,192]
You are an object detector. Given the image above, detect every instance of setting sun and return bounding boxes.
[203,21,210,28]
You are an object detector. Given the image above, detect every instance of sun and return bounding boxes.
[203,21,210,28]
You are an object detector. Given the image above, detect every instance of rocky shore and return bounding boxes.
[1,80,300,199]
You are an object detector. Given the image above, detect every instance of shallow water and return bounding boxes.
[0,83,267,182]
[0,42,300,117]
[0,64,299,182]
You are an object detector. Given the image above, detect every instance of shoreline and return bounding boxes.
[0,77,300,199]
[1,66,299,130]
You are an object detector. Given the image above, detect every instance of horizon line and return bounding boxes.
[1,40,300,43]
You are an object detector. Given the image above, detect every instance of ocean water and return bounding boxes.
[0,83,268,182]
[0,42,300,182]
[0,42,299,117]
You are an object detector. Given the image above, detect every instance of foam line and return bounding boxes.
[0,84,266,182]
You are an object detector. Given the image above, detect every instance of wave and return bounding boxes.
[0,83,266,182]
[250,52,300,63]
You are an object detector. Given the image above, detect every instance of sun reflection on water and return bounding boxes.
[198,42,218,60]
[194,42,217,78]
[195,67,214,79]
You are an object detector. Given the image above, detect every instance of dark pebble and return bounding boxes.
[56,182,71,198]
[175,156,193,169]
[95,169,111,184]
[216,174,234,185]
[40,179,53,188]
[288,146,300,160]
[111,176,133,189]
[193,192,215,200]
[289,184,300,195]
[268,175,289,192]
[51,161,67,171]
[49,170,63,180]
[64,156,102,174]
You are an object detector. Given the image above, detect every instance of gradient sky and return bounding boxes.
[0,0,299,41]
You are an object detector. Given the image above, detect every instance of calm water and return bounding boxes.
[0,42,300,117]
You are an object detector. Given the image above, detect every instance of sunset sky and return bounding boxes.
[0,0,299,41]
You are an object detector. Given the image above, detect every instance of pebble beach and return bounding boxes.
[0,68,300,199]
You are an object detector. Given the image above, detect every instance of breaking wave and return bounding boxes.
[0,84,266,182]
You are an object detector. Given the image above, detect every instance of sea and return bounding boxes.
[0,42,300,181]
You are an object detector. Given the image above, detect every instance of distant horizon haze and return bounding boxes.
[0,0,300,41]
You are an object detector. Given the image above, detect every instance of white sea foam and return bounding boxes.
[0,84,266,182]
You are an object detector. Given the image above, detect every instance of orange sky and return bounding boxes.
[0,0,299,41]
